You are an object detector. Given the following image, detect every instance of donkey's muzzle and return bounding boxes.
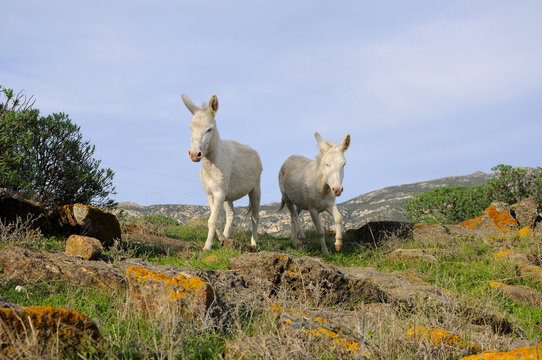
[188,150,202,162]
[332,186,343,196]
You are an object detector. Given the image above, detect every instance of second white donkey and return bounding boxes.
[279,132,350,253]
[182,94,262,251]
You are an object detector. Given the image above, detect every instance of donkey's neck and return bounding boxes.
[312,159,330,195]
[203,130,222,163]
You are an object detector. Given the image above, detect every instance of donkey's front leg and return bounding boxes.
[309,208,328,253]
[223,201,235,239]
[204,192,226,251]
[329,205,343,251]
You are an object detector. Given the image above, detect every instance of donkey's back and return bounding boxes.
[224,139,262,202]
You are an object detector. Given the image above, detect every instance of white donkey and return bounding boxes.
[182,94,262,251]
[279,132,350,253]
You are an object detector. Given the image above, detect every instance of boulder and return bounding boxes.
[458,204,519,235]
[126,266,221,321]
[65,234,103,260]
[510,197,540,229]
[268,303,373,358]
[342,221,413,248]
[0,189,53,235]
[0,306,102,358]
[229,252,386,307]
[122,232,199,257]
[492,250,538,265]
[489,282,542,307]
[0,245,125,291]
[49,204,121,247]
[459,343,542,360]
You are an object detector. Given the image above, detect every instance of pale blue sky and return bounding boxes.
[2,1,541,206]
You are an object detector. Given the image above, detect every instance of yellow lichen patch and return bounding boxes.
[489,282,508,288]
[458,215,484,230]
[314,317,328,323]
[517,226,534,238]
[287,265,298,276]
[408,326,479,352]
[333,337,362,354]
[126,266,212,310]
[270,304,284,313]
[459,343,542,360]
[493,249,521,259]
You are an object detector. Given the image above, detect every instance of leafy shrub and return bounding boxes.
[404,184,492,224]
[487,164,542,204]
[0,86,115,209]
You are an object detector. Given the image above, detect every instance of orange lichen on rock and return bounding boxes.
[485,206,518,233]
[126,266,214,317]
[458,215,484,230]
[0,306,101,356]
[459,343,542,360]
[408,325,479,352]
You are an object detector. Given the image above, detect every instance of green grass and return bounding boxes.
[1,215,541,359]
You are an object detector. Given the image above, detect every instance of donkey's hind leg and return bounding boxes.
[283,198,304,247]
[248,187,260,247]
[223,201,235,240]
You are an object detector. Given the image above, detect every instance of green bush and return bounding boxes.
[404,184,492,224]
[487,164,542,204]
[0,86,116,209]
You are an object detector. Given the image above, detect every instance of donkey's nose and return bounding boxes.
[188,150,202,162]
[332,186,343,196]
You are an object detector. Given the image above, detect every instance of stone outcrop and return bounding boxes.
[126,266,219,320]
[49,204,121,247]
[489,282,542,307]
[0,189,53,235]
[0,305,102,358]
[460,343,542,360]
[0,245,125,291]
[341,221,413,249]
[229,252,386,306]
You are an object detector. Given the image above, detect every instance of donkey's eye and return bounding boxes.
[325,163,330,167]
[206,128,212,133]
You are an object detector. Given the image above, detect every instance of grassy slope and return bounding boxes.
[1,216,541,359]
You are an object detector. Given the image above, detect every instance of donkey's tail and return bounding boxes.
[277,199,286,213]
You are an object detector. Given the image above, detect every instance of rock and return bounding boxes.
[126,266,221,321]
[122,233,199,257]
[229,252,386,307]
[0,189,53,235]
[518,264,542,285]
[0,297,20,309]
[0,245,125,291]
[459,343,542,360]
[0,306,102,357]
[510,197,540,229]
[122,223,163,236]
[407,325,479,353]
[517,226,535,238]
[459,204,519,236]
[389,249,439,264]
[342,221,413,248]
[492,250,538,265]
[48,204,121,248]
[268,303,373,358]
[489,282,542,306]
[65,234,103,260]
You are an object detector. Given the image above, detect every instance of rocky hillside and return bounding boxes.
[117,171,492,236]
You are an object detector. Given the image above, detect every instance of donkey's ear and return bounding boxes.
[181,94,199,115]
[209,94,219,115]
[338,134,351,152]
[314,132,326,149]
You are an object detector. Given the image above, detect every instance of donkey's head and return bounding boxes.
[315,132,350,196]
[181,94,220,162]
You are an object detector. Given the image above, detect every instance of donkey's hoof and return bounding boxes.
[335,244,342,252]
[203,245,212,251]
[322,247,329,253]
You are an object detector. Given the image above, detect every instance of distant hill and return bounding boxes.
[116,171,492,236]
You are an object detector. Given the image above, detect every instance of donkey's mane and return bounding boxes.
[200,102,209,110]
[315,141,336,161]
